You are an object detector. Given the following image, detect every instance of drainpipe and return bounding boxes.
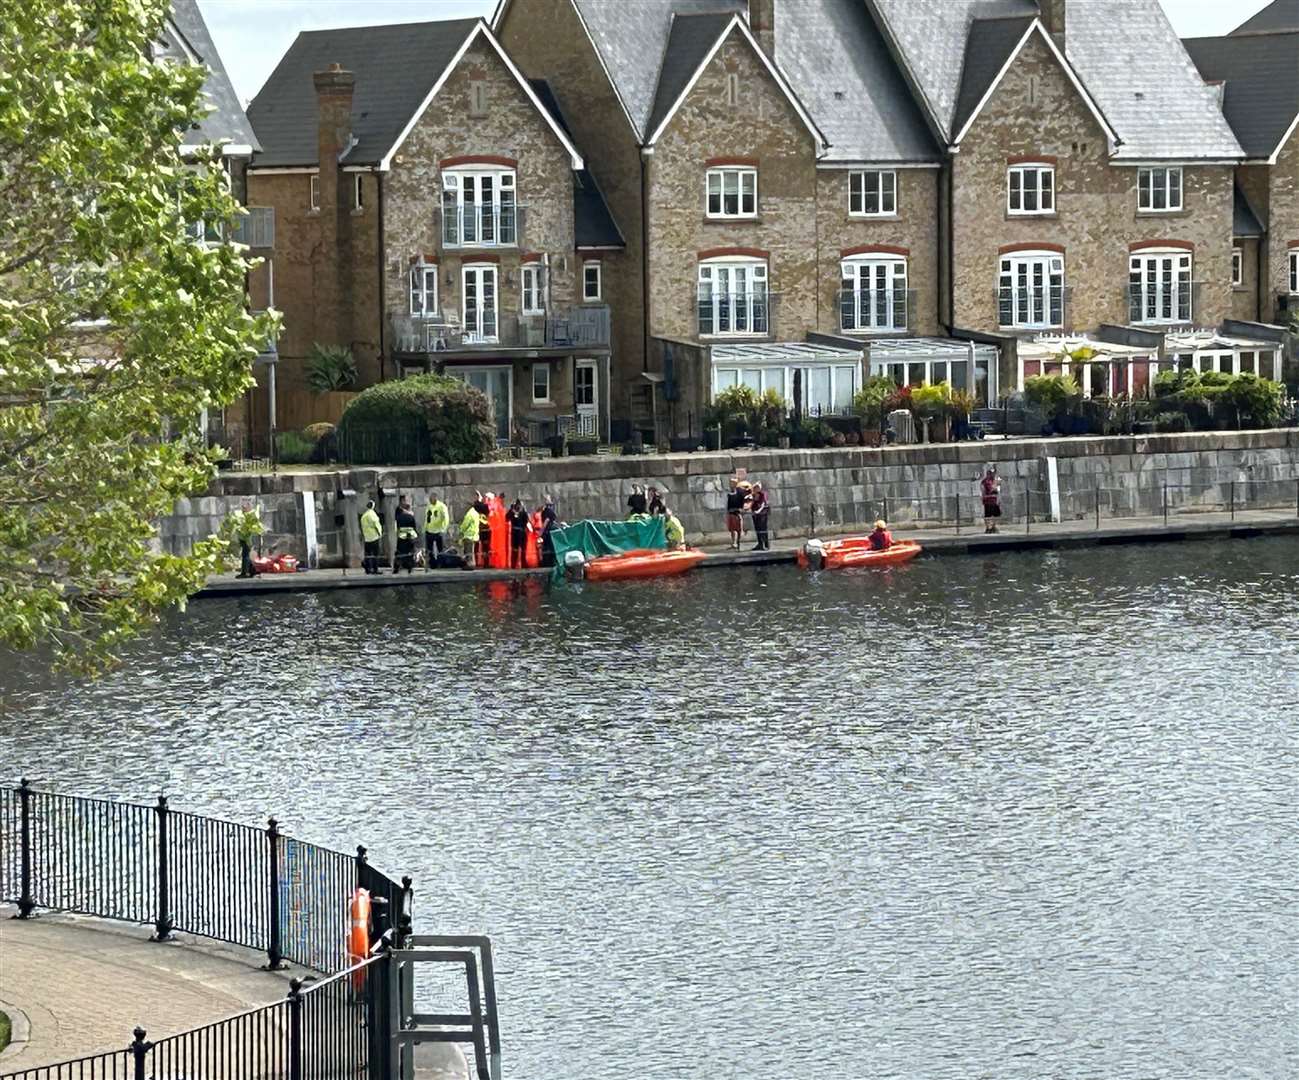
[944,157,955,332]
[377,170,387,381]
[640,147,651,372]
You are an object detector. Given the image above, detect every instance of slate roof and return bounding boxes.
[1233,0,1299,34]
[571,0,745,139]
[1184,30,1299,159]
[1234,185,1265,237]
[774,0,939,163]
[952,15,1034,138]
[163,0,259,151]
[529,79,625,248]
[247,19,478,167]
[646,12,738,140]
[870,0,1243,160]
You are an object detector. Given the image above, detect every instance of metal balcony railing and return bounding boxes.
[438,202,526,248]
[697,290,778,337]
[838,288,914,333]
[997,285,1069,330]
[1126,280,1201,325]
[391,303,610,353]
[231,206,275,248]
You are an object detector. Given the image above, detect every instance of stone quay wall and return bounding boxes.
[160,430,1299,567]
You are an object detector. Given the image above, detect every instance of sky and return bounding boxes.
[196,0,1276,106]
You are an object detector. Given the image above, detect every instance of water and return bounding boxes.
[4,539,1298,1079]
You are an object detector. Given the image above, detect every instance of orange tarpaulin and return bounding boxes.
[525,512,542,568]
[487,495,508,569]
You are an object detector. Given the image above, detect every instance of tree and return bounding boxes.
[0,0,278,672]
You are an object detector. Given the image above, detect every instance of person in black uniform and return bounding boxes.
[627,484,648,517]
[539,494,558,567]
[506,498,530,569]
[647,486,666,516]
[392,495,418,573]
[473,491,491,567]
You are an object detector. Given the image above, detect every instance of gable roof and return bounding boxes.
[1233,0,1299,34]
[951,15,1035,140]
[774,0,939,164]
[1184,30,1299,161]
[248,19,478,168]
[163,0,259,152]
[643,12,826,151]
[870,0,1243,160]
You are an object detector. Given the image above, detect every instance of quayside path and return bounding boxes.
[196,507,1299,597]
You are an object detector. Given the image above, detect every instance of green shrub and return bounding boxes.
[852,375,896,428]
[705,384,761,435]
[911,381,951,420]
[1222,373,1283,429]
[275,429,315,464]
[1023,374,1079,417]
[757,387,787,434]
[336,374,494,465]
[1155,411,1189,433]
[303,421,337,464]
[306,344,357,394]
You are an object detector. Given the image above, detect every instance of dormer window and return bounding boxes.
[706,166,756,219]
[1007,163,1054,215]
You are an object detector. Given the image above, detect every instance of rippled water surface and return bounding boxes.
[4,539,1299,1079]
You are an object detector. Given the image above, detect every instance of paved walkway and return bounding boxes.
[197,507,1299,597]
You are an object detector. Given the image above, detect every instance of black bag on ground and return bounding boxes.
[436,551,466,569]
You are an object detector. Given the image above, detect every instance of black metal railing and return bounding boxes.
[0,781,409,973]
[391,303,610,353]
[996,285,1069,330]
[1126,280,1200,325]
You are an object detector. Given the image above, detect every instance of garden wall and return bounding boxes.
[158,429,1299,566]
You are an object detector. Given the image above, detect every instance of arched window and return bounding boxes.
[840,254,907,332]
[698,256,768,336]
[998,250,1064,329]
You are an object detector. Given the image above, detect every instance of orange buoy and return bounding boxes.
[347,888,371,986]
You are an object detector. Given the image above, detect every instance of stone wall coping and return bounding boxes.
[206,429,1299,498]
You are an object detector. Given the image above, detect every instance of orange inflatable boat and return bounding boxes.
[797,538,922,570]
[584,548,706,581]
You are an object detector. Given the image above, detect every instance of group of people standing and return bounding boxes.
[624,483,686,550]
[724,477,772,551]
[357,491,561,574]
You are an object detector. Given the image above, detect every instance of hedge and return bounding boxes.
[335,374,496,465]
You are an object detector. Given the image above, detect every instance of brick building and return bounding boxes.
[243,17,623,446]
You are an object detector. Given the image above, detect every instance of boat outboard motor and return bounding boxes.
[804,538,826,571]
[563,550,587,581]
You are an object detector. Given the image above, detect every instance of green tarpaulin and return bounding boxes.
[549,517,666,578]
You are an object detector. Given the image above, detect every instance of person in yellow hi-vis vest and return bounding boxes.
[423,492,450,571]
[359,500,383,575]
[458,503,481,570]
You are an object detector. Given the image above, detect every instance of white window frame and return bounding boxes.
[1137,167,1183,213]
[698,258,769,337]
[531,362,551,404]
[309,174,320,211]
[840,256,907,332]
[441,168,517,247]
[521,263,544,314]
[998,251,1064,329]
[582,260,602,302]
[462,263,499,342]
[1007,163,1055,215]
[848,171,897,217]
[352,173,364,211]
[408,264,438,317]
[1231,247,1244,287]
[1129,250,1192,324]
[1289,250,1299,294]
[711,363,857,415]
[706,167,757,219]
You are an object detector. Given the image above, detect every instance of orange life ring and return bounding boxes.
[347,888,371,985]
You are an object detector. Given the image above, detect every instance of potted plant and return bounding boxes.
[947,389,976,440]
[911,382,951,443]
[852,375,895,442]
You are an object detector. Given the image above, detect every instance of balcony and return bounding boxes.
[697,290,779,338]
[231,206,274,249]
[997,286,1070,331]
[1126,281,1201,326]
[838,288,914,334]
[390,304,609,354]
[438,203,527,249]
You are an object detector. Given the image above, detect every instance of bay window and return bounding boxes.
[840,256,907,332]
[442,170,516,247]
[1129,250,1192,323]
[998,252,1064,329]
[698,259,768,336]
[848,170,896,216]
[1138,167,1182,212]
[706,167,757,218]
[408,263,438,317]
[1008,163,1054,215]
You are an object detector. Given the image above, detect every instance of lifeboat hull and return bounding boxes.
[798,538,921,570]
[584,548,706,582]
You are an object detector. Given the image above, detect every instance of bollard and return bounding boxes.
[130,1028,151,1080]
[16,778,34,919]
[265,818,286,970]
[356,843,368,889]
[152,796,173,941]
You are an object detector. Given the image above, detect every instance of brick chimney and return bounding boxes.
[312,62,354,348]
[748,0,775,57]
[1039,0,1065,45]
